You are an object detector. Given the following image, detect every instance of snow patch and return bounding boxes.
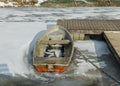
[0,2,18,7]
[0,22,46,76]
[75,0,92,4]
[73,40,109,77]
[74,40,110,57]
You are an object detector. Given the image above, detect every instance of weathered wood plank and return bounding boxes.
[104,31,120,64]
[57,19,120,34]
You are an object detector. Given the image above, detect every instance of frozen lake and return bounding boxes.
[0,7,120,22]
[0,7,120,86]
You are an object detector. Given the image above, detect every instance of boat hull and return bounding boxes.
[33,25,74,73]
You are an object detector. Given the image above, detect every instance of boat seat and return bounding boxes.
[40,40,70,44]
[34,57,67,64]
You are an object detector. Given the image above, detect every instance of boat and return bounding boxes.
[33,25,74,73]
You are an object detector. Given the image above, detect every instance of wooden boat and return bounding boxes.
[33,25,74,73]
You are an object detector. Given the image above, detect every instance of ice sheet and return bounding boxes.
[0,22,111,77]
[0,8,120,85]
[0,7,120,22]
[0,22,46,76]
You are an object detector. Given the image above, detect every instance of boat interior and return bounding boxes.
[33,26,73,65]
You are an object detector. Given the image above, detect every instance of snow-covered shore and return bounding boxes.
[0,0,44,7]
[0,2,18,7]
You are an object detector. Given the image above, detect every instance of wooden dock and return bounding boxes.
[57,19,120,34]
[57,19,120,63]
[104,31,120,63]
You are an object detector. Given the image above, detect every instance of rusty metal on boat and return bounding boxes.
[33,25,74,73]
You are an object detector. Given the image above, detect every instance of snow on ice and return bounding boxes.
[0,8,119,79]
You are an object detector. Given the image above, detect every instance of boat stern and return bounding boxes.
[34,65,67,73]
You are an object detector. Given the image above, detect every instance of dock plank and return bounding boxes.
[57,19,120,64]
[57,19,120,34]
[104,31,120,63]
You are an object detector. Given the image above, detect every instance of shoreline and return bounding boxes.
[0,2,120,8]
[0,5,119,8]
[0,0,120,8]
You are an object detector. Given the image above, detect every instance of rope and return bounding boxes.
[77,50,120,85]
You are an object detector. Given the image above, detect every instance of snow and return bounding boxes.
[0,22,46,76]
[0,2,18,7]
[0,2,5,7]
[74,40,110,57]
[73,40,110,77]
[0,0,45,7]
[35,0,45,6]
[75,0,92,4]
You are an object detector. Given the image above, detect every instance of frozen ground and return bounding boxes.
[0,7,120,86]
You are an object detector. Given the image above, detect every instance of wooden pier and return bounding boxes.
[104,31,120,63]
[57,19,120,63]
[57,19,120,34]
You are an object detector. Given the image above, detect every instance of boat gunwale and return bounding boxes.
[33,25,74,66]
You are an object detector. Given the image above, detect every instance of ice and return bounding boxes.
[0,10,115,77]
[0,7,120,22]
[0,22,46,76]
[0,22,111,77]
[73,40,111,78]
[74,40,110,57]
[0,8,120,85]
